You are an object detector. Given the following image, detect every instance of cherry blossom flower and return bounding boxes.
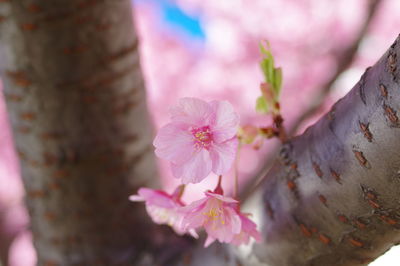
[180,191,242,247]
[153,97,239,184]
[130,186,197,237]
[231,213,262,246]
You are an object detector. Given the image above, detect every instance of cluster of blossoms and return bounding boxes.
[130,97,261,247]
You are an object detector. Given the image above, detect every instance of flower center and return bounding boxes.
[191,126,213,149]
[203,199,226,225]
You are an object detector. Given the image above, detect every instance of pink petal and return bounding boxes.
[145,204,172,225]
[179,197,208,213]
[205,220,230,243]
[129,195,144,202]
[137,188,177,208]
[171,149,212,184]
[209,100,239,143]
[241,215,262,242]
[228,207,242,234]
[205,207,239,243]
[250,228,262,243]
[179,199,209,230]
[205,191,238,204]
[231,214,262,246]
[153,122,195,164]
[209,138,238,175]
[204,236,216,247]
[179,198,208,230]
[169,98,213,126]
[181,209,205,229]
[188,229,199,239]
[171,213,194,236]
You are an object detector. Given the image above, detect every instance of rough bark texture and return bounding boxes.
[0,0,161,264]
[253,35,400,266]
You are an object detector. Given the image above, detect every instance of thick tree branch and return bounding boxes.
[254,35,400,266]
[173,34,400,266]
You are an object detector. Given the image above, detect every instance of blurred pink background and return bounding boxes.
[1,0,400,264]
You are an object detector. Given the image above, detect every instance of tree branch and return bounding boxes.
[182,33,400,266]
[254,34,400,266]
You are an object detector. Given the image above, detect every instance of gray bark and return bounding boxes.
[0,0,162,265]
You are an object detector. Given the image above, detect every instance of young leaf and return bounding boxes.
[273,67,282,96]
[259,42,275,84]
[260,61,268,81]
[256,96,269,114]
[259,40,270,55]
[257,40,283,115]
[266,57,274,84]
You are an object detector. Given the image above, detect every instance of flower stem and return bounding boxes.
[214,175,224,195]
[172,184,185,201]
[234,144,242,199]
[273,113,287,143]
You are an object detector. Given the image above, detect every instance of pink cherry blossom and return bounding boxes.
[129,186,197,237]
[231,213,262,246]
[180,191,242,247]
[153,97,239,184]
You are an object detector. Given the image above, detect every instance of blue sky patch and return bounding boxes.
[135,0,206,41]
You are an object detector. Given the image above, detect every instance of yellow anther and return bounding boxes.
[191,126,213,149]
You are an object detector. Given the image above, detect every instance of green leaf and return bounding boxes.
[258,40,284,115]
[259,41,275,84]
[259,41,270,55]
[260,61,268,80]
[256,96,269,114]
[273,67,282,96]
[260,60,273,84]
[267,58,274,84]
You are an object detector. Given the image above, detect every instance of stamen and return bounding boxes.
[191,126,213,149]
[203,199,224,224]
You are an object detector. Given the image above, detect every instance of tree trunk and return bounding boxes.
[0,0,159,264]
[253,35,400,266]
